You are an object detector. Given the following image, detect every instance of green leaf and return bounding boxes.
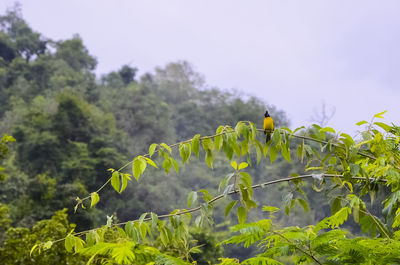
[231,161,238,170]
[151,213,158,227]
[202,138,214,152]
[320,127,336,133]
[374,122,391,132]
[170,157,179,175]
[192,134,200,158]
[349,164,360,176]
[255,140,263,164]
[238,162,248,170]
[44,241,53,250]
[281,142,291,163]
[340,133,354,146]
[162,156,172,174]
[139,213,147,225]
[205,151,214,169]
[65,234,75,253]
[187,191,198,207]
[132,157,147,181]
[239,172,253,195]
[214,134,223,151]
[272,130,281,145]
[237,206,247,224]
[111,171,120,193]
[269,144,279,163]
[262,206,280,213]
[241,140,249,156]
[144,157,158,168]
[179,142,191,163]
[356,120,368,126]
[160,143,172,154]
[74,237,84,252]
[374,110,387,118]
[225,200,237,217]
[30,244,39,256]
[120,174,131,193]
[90,192,100,207]
[297,198,309,212]
[219,173,235,192]
[149,143,157,158]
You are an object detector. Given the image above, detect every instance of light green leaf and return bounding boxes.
[374,122,391,132]
[120,174,131,193]
[225,200,237,217]
[162,156,171,174]
[202,138,214,152]
[179,142,191,163]
[160,143,172,154]
[144,157,158,168]
[320,127,336,133]
[133,157,147,181]
[262,206,280,213]
[231,161,238,170]
[149,143,157,158]
[30,244,39,256]
[374,110,387,118]
[90,192,100,207]
[111,171,120,193]
[238,162,248,170]
[237,206,247,224]
[356,120,368,126]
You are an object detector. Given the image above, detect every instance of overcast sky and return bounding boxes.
[1,0,399,134]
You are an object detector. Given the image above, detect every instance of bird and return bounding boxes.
[263,110,274,143]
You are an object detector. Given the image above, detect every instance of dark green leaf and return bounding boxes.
[225,200,237,217]
[192,134,200,158]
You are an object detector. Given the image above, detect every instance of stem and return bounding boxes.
[273,231,323,265]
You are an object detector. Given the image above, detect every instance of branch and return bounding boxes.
[48,174,386,248]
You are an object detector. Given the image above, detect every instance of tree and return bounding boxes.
[31,111,400,264]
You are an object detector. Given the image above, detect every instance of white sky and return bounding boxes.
[1,0,399,133]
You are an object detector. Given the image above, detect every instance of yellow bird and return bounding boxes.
[263,110,274,143]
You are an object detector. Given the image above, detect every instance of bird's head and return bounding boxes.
[264,110,270,117]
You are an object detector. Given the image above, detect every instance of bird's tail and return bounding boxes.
[266,133,271,143]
